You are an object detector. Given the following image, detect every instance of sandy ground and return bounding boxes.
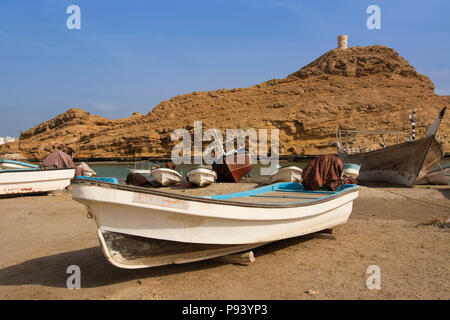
[0,183,449,300]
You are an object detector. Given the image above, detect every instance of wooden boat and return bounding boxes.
[212,152,253,182]
[0,168,75,196]
[269,166,303,183]
[186,167,217,187]
[71,179,359,269]
[0,159,39,170]
[150,168,182,186]
[415,166,450,185]
[337,107,446,187]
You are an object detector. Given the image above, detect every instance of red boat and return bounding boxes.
[212,152,253,182]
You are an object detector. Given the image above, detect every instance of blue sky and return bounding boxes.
[0,0,449,137]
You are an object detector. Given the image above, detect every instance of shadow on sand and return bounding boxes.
[0,233,329,289]
[438,188,450,200]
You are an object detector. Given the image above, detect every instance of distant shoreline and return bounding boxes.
[70,153,450,163]
[70,155,323,164]
[5,153,450,164]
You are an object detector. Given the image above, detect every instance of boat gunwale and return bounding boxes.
[186,168,217,180]
[0,159,40,169]
[0,167,76,174]
[151,168,182,178]
[0,168,75,173]
[71,179,359,208]
[337,135,439,158]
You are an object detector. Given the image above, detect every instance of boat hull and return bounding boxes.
[72,180,358,269]
[97,229,269,269]
[187,168,217,187]
[338,135,444,187]
[0,168,75,195]
[270,166,303,183]
[72,181,358,268]
[212,153,253,182]
[416,167,450,185]
[0,159,39,170]
[150,168,181,186]
[127,169,151,175]
[72,181,358,245]
[1,163,30,170]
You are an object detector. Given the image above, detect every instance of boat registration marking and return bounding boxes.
[133,192,189,210]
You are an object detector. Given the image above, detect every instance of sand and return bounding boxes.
[0,184,449,300]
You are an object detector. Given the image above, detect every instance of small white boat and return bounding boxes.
[71,179,359,269]
[128,168,151,175]
[0,168,75,196]
[0,159,39,170]
[78,162,96,177]
[126,162,153,175]
[342,163,361,179]
[151,168,182,186]
[269,166,303,183]
[415,167,450,185]
[187,167,217,187]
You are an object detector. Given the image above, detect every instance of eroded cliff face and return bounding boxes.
[1,45,449,160]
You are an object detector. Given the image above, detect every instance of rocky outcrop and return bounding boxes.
[1,45,448,160]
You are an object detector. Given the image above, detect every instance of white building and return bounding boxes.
[0,136,16,145]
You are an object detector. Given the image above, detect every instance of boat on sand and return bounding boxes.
[415,166,450,185]
[151,168,182,186]
[186,166,217,187]
[337,107,446,187]
[212,151,253,183]
[0,168,75,196]
[0,159,39,170]
[269,166,303,183]
[71,179,359,269]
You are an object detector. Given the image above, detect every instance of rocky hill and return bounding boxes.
[1,45,449,161]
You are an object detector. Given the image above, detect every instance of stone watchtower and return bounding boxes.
[337,35,348,49]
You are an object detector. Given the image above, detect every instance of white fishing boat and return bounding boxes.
[415,166,450,185]
[269,166,303,183]
[0,168,75,196]
[0,159,39,170]
[186,167,217,187]
[342,163,361,179]
[126,162,155,175]
[71,179,359,269]
[128,168,151,175]
[151,168,182,186]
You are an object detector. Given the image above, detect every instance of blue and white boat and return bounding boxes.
[0,159,39,170]
[1,160,75,196]
[71,179,359,269]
